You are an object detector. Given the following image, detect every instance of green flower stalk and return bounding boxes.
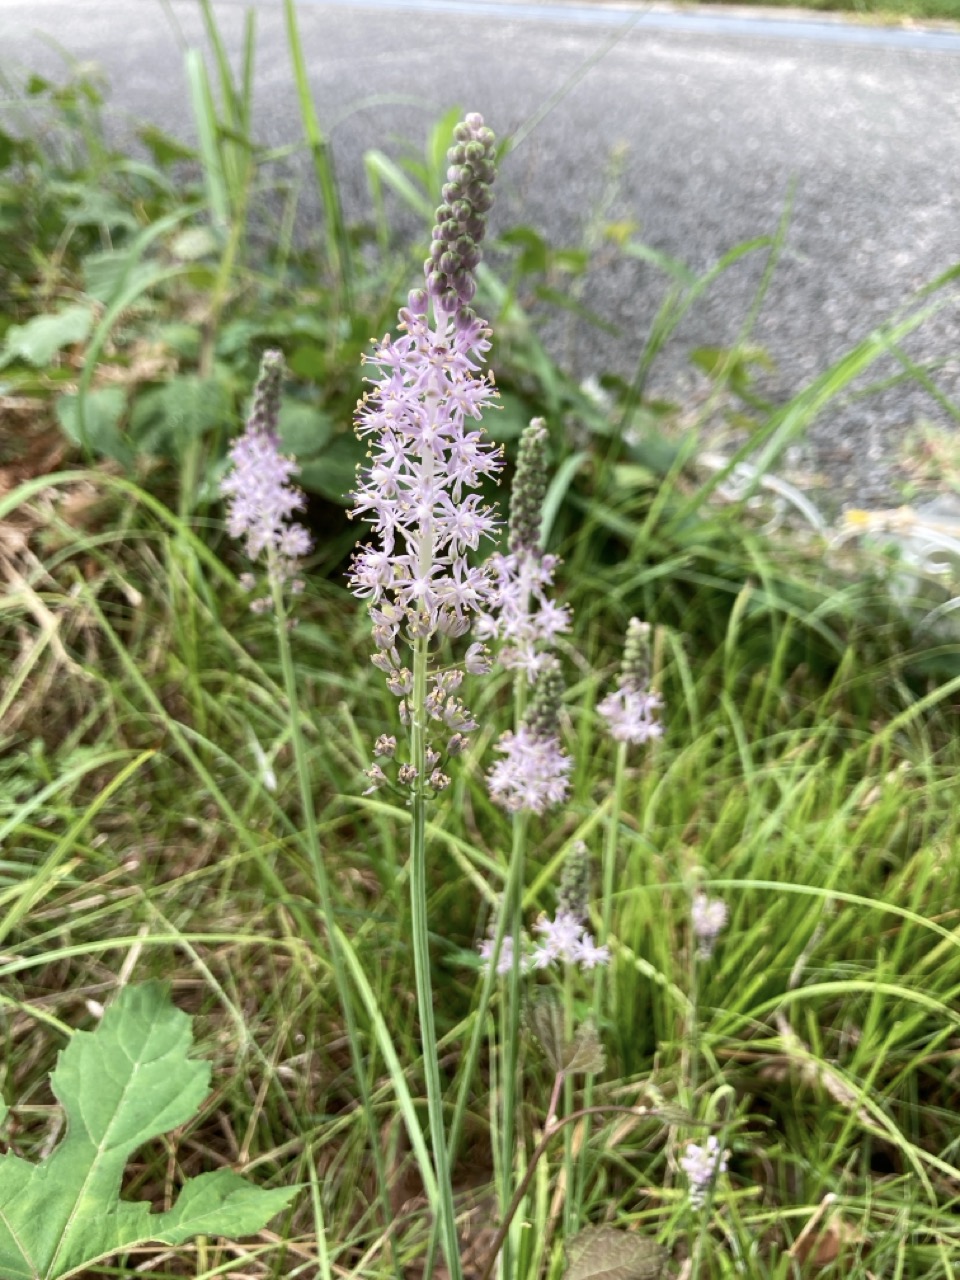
[348,112,500,1280]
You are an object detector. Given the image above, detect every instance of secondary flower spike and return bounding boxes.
[530,842,609,971]
[349,114,502,780]
[598,617,664,745]
[680,1136,728,1208]
[220,349,312,608]
[476,418,571,679]
[488,657,572,813]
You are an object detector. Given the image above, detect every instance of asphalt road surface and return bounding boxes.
[2,0,960,507]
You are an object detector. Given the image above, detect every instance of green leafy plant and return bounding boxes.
[0,982,293,1280]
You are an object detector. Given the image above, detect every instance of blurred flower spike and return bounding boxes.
[691,892,728,960]
[598,617,663,745]
[680,1135,728,1208]
[220,349,312,610]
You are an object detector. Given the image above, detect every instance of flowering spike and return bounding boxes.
[475,419,570,679]
[220,349,312,605]
[487,657,571,814]
[349,114,502,785]
[691,892,728,960]
[680,1136,728,1208]
[597,617,664,745]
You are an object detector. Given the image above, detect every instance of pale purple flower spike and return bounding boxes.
[487,723,572,815]
[347,296,502,642]
[488,657,571,814]
[596,686,664,744]
[220,350,313,606]
[478,930,530,976]
[691,892,728,959]
[532,911,609,971]
[348,114,501,786]
[680,1135,728,1208]
[475,419,571,679]
[598,617,663,745]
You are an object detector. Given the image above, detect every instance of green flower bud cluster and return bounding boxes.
[248,349,283,435]
[508,418,549,556]
[620,617,652,691]
[525,656,565,740]
[557,841,591,922]
[425,112,496,312]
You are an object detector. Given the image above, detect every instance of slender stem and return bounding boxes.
[409,632,463,1280]
[600,742,628,1021]
[269,565,400,1279]
[562,967,575,1238]
[497,665,529,1278]
[575,740,628,1208]
[423,791,530,1280]
[498,809,527,1279]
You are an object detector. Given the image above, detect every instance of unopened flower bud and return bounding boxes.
[622,617,652,690]
[424,113,496,310]
[557,841,591,922]
[370,649,399,674]
[447,733,467,756]
[398,763,419,785]
[386,668,413,696]
[509,418,549,555]
[429,770,451,791]
[374,735,397,758]
[525,657,565,740]
[363,764,388,794]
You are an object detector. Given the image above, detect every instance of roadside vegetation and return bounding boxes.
[2,3,960,1278]
[701,0,960,27]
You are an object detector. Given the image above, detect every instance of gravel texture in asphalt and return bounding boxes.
[2,0,959,509]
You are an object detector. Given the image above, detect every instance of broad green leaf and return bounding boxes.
[278,400,333,457]
[0,306,93,369]
[129,375,230,456]
[0,982,294,1280]
[56,387,130,464]
[83,251,165,304]
[298,434,365,503]
[565,1226,666,1280]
